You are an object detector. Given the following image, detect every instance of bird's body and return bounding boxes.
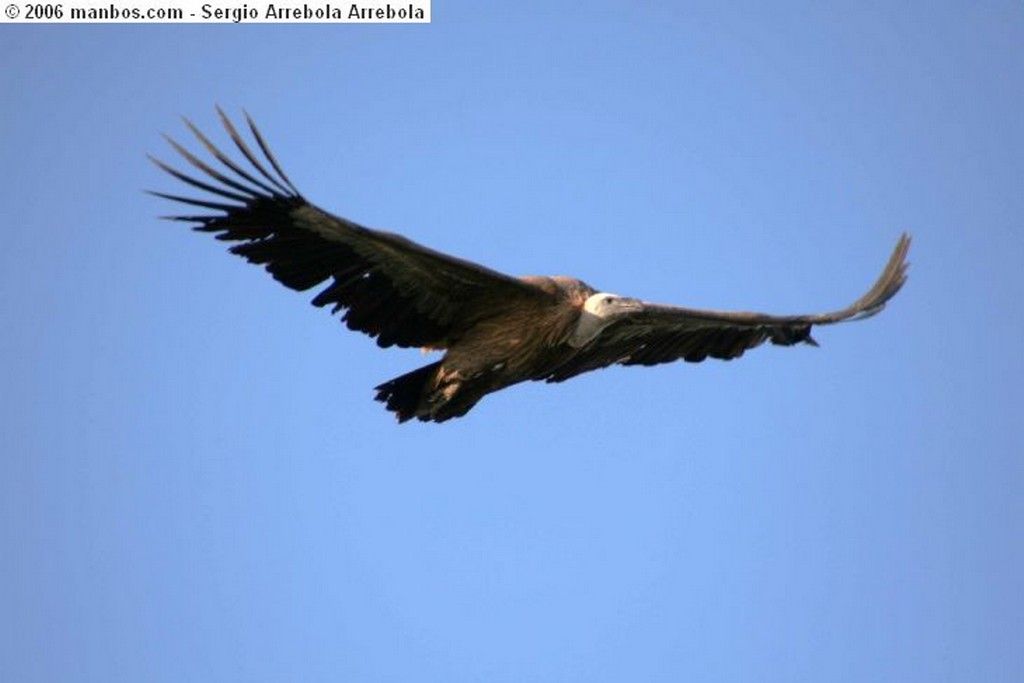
[377,277,588,421]
[152,110,911,422]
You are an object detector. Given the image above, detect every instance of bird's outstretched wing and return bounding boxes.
[543,234,910,382]
[150,108,550,349]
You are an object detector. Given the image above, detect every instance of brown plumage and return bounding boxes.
[151,109,911,422]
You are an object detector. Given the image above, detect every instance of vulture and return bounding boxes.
[151,109,911,423]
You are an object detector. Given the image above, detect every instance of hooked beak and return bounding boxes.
[617,297,645,316]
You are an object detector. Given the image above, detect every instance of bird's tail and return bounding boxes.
[374,361,443,423]
[375,361,486,423]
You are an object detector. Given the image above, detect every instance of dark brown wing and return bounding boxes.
[150,108,551,349]
[543,234,910,382]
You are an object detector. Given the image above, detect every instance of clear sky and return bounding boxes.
[2,3,1022,682]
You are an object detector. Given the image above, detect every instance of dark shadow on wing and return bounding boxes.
[543,234,911,382]
[150,108,551,349]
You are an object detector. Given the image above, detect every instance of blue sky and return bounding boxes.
[2,3,1022,681]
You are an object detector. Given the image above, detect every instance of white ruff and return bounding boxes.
[569,292,622,348]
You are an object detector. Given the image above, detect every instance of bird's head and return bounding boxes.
[583,292,644,320]
[569,292,644,348]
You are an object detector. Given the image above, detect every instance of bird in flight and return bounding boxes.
[151,109,910,423]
